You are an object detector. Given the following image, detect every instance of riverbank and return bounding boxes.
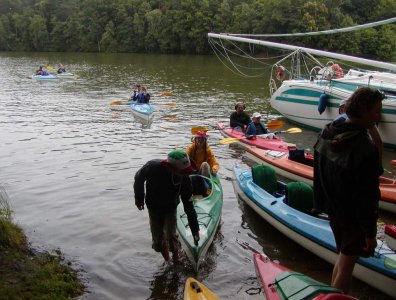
[0,188,84,299]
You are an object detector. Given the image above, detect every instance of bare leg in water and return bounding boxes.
[331,253,358,293]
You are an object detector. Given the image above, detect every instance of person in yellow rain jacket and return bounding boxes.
[186,131,219,177]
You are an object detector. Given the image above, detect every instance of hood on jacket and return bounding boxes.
[320,118,367,151]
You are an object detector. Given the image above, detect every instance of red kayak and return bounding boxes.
[245,146,396,214]
[253,253,357,300]
[217,121,295,152]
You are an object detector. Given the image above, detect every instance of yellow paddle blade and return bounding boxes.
[219,137,241,145]
[163,102,176,106]
[161,92,174,96]
[110,100,125,105]
[285,127,302,133]
[266,120,284,129]
[46,66,53,71]
[191,126,210,135]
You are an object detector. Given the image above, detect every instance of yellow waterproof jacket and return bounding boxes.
[186,143,219,174]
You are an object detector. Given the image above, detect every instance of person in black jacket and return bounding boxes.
[313,87,384,293]
[134,149,200,262]
[230,102,251,132]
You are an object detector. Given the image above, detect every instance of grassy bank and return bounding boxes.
[0,188,84,299]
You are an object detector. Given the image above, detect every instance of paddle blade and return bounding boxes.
[219,137,241,145]
[46,66,53,71]
[191,126,210,135]
[161,92,174,96]
[266,120,284,130]
[110,100,125,105]
[163,102,176,106]
[286,127,302,133]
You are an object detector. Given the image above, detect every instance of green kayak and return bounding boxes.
[177,174,223,271]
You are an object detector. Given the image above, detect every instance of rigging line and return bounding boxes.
[209,37,290,61]
[218,38,264,77]
[210,38,276,68]
[208,39,254,77]
[211,39,271,71]
[220,38,291,67]
[210,38,260,77]
[224,17,396,37]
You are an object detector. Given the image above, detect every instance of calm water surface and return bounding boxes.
[0,52,395,300]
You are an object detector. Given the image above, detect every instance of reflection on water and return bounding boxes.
[0,52,394,300]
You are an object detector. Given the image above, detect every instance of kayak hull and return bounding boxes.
[177,174,223,271]
[217,121,294,151]
[184,277,220,300]
[253,253,357,300]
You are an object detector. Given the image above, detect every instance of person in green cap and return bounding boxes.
[133,149,200,261]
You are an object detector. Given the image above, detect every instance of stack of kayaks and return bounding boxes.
[253,253,357,300]
[233,164,396,298]
[244,147,396,213]
[177,174,223,271]
[184,277,220,300]
[216,121,294,151]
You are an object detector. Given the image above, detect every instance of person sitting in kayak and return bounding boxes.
[186,131,219,177]
[186,131,219,197]
[230,102,251,132]
[245,112,275,139]
[35,66,48,76]
[57,64,66,74]
[140,86,150,104]
[131,85,142,102]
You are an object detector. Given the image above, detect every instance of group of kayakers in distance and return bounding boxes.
[130,85,150,104]
[34,64,67,75]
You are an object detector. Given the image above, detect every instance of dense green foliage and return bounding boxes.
[0,0,395,60]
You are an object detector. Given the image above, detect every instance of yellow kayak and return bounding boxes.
[184,277,221,300]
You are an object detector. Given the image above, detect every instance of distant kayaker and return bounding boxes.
[230,102,251,132]
[245,112,275,139]
[133,149,200,262]
[140,86,150,104]
[131,85,142,101]
[35,66,48,76]
[57,64,66,74]
[313,87,385,293]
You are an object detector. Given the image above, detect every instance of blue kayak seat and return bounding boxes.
[286,182,313,215]
[252,165,278,195]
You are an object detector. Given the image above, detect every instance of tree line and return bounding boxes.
[0,0,395,61]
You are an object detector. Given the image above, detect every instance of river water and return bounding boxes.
[0,52,395,300]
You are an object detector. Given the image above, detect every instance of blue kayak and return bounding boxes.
[32,74,59,80]
[130,101,154,122]
[233,164,396,298]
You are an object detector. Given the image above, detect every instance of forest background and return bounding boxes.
[0,0,395,61]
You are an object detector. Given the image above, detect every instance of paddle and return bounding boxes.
[160,91,174,96]
[219,127,302,145]
[191,120,284,135]
[110,100,176,106]
[46,66,53,71]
